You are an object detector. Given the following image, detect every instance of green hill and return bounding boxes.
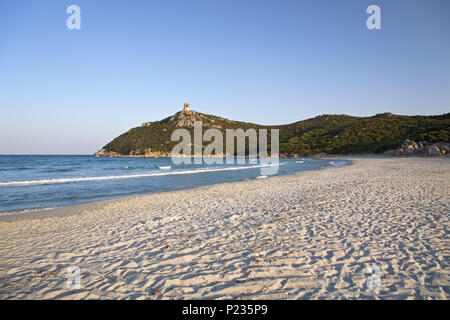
[95,109,450,157]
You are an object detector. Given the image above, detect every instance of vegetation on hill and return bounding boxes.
[97,110,450,156]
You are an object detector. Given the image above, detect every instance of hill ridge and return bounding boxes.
[95,108,450,157]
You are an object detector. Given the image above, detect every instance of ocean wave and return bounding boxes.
[41,168,76,173]
[0,163,282,187]
[0,207,57,216]
[0,167,32,171]
[329,160,349,168]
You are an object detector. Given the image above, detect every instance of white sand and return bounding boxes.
[0,158,448,299]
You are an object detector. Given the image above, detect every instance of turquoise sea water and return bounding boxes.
[0,156,349,214]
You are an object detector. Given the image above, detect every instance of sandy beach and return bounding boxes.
[0,158,448,299]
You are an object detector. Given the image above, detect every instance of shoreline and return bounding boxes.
[0,157,448,299]
[0,158,352,222]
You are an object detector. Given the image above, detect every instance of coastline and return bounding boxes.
[0,157,448,299]
[0,157,350,221]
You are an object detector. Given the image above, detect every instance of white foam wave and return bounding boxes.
[0,207,57,217]
[0,163,282,187]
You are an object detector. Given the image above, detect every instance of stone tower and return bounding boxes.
[183,103,190,111]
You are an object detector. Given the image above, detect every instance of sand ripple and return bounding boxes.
[0,158,448,299]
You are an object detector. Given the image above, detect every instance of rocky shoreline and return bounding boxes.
[94,142,450,158]
[94,148,172,158]
[384,139,450,157]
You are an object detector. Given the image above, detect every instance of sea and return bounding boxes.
[0,155,350,215]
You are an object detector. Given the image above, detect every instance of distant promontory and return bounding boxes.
[95,104,449,157]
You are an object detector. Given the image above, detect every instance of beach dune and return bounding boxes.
[0,158,448,299]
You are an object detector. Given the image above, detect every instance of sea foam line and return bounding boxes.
[0,163,282,187]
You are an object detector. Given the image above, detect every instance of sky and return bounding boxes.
[0,0,449,154]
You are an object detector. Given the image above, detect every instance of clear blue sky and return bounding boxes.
[1,0,449,154]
